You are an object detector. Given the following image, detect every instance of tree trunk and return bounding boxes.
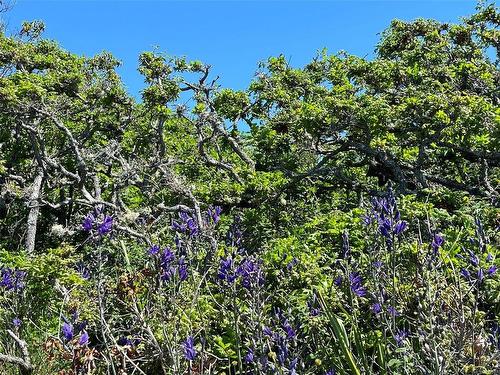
[25,169,43,254]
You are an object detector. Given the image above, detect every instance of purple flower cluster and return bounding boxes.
[394,329,408,346]
[149,246,189,282]
[0,268,26,292]
[366,189,407,245]
[259,309,299,372]
[117,336,141,347]
[458,249,496,284]
[172,212,198,237]
[82,211,113,237]
[349,272,367,298]
[61,311,89,346]
[183,336,197,361]
[431,233,445,255]
[217,255,264,289]
[207,205,222,224]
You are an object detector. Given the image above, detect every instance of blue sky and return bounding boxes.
[5,1,478,98]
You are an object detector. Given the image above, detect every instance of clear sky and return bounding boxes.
[4,1,479,99]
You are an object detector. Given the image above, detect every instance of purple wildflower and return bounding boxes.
[226,217,243,249]
[387,305,400,317]
[286,257,299,271]
[76,262,90,280]
[487,265,497,275]
[178,257,188,281]
[237,258,264,289]
[394,220,407,235]
[460,268,471,280]
[208,206,222,224]
[173,212,198,237]
[148,244,160,256]
[117,336,140,347]
[0,268,26,291]
[263,326,272,336]
[371,303,382,314]
[431,234,444,254]
[183,336,197,361]
[245,348,254,363]
[282,319,296,339]
[468,250,479,267]
[82,213,95,232]
[334,276,343,287]
[62,322,74,342]
[217,256,234,283]
[98,216,113,236]
[349,272,367,297]
[379,218,392,239]
[12,317,21,328]
[290,358,298,374]
[394,330,408,346]
[308,296,320,316]
[477,268,484,282]
[78,331,89,346]
[362,214,372,226]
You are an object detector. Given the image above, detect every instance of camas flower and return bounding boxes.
[349,272,367,297]
[226,217,243,250]
[394,329,408,346]
[487,265,497,275]
[12,317,21,328]
[208,206,222,224]
[286,257,299,271]
[263,326,272,337]
[62,322,74,342]
[183,336,197,361]
[0,268,26,291]
[477,268,485,282]
[245,348,254,363]
[371,303,382,314]
[237,258,264,289]
[290,358,298,375]
[76,262,90,280]
[78,331,89,346]
[98,216,113,236]
[82,213,95,232]
[117,336,140,347]
[308,296,321,317]
[218,256,234,283]
[334,276,343,287]
[173,212,198,236]
[394,220,407,235]
[178,257,188,281]
[468,250,480,267]
[460,268,471,280]
[431,234,444,254]
[282,319,296,339]
[148,244,160,256]
[387,305,400,317]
